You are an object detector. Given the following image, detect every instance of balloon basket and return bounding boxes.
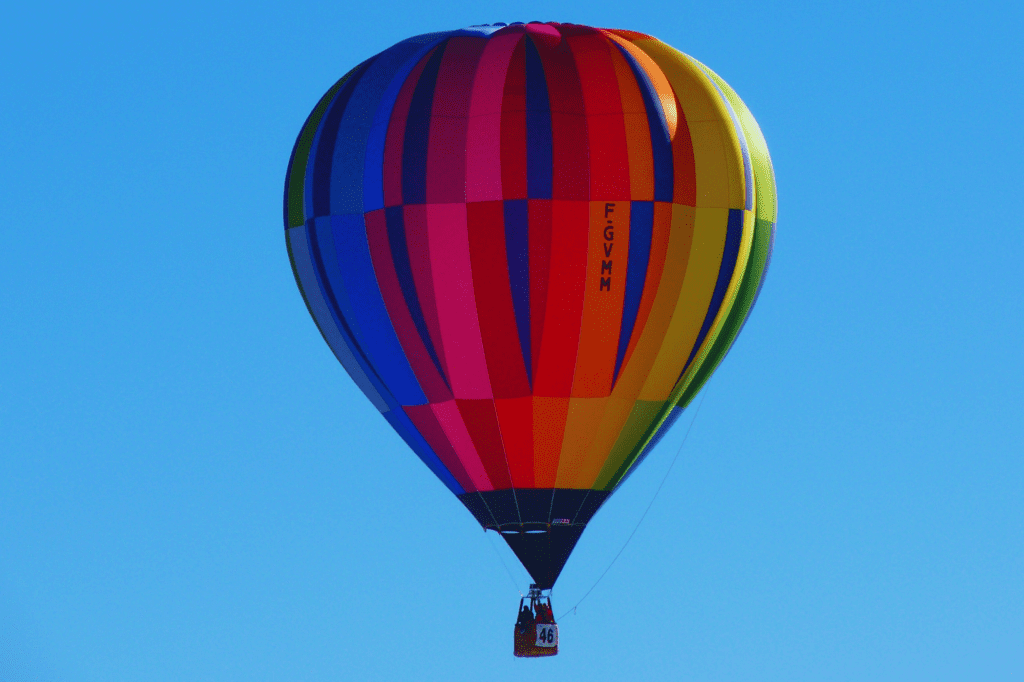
[513,585,559,657]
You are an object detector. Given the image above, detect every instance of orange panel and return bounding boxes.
[610,46,654,201]
[554,396,611,488]
[571,201,630,397]
[603,33,677,140]
[532,396,571,488]
[617,200,674,372]
[613,204,695,399]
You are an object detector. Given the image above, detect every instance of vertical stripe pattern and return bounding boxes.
[284,22,775,514]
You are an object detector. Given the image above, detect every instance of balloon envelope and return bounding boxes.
[284,23,776,589]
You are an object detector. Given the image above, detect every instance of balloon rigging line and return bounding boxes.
[486,528,525,597]
[558,388,709,620]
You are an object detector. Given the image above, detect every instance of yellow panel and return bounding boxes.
[686,120,732,209]
[695,59,777,224]
[630,39,745,210]
[570,395,636,487]
[638,206,729,401]
[554,396,611,488]
[631,39,719,121]
[676,208,756,397]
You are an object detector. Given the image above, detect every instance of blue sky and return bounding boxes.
[2,0,1021,680]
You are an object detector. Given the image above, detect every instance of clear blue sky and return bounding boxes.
[2,0,1021,680]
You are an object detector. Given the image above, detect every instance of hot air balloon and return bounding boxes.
[283,22,775,656]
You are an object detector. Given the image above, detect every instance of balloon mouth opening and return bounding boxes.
[498,523,553,535]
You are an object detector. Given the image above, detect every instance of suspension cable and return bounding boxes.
[486,527,525,597]
[558,389,709,619]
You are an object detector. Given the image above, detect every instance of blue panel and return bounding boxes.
[677,208,744,381]
[362,32,455,212]
[503,199,531,384]
[613,200,654,383]
[308,58,375,218]
[524,36,553,200]
[304,218,385,390]
[613,44,674,203]
[302,218,418,423]
[383,408,465,495]
[333,32,463,216]
[305,221,461,494]
[402,43,449,205]
[287,226,390,412]
[308,217,363,353]
[384,205,449,385]
[360,25,504,207]
[316,214,428,404]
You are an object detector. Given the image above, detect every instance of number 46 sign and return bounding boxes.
[535,624,558,648]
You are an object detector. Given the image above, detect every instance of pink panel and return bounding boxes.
[427,202,493,399]
[525,22,562,47]
[430,399,493,490]
[404,404,475,491]
[466,31,523,202]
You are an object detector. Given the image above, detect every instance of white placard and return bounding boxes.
[535,624,558,648]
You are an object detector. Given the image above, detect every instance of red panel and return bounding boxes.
[567,31,629,199]
[500,38,528,200]
[456,399,513,489]
[532,32,589,201]
[494,397,534,487]
[404,404,475,491]
[466,200,532,399]
[427,36,487,204]
[365,209,451,402]
[532,200,588,397]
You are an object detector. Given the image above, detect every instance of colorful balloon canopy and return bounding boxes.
[284,22,776,589]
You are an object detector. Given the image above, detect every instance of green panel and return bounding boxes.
[595,400,669,490]
[284,67,360,228]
